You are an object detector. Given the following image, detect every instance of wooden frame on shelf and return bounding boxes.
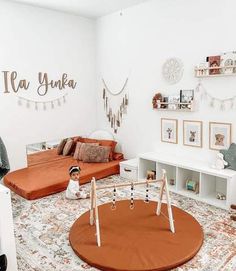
[183,120,203,148]
[161,118,178,144]
[209,122,232,150]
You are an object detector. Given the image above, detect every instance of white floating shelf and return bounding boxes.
[194,65,236,78]
[154,102,195,112]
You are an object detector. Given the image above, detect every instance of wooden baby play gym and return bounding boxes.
[69,169,203,271]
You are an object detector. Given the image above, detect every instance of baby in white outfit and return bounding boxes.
[66,166,89,199]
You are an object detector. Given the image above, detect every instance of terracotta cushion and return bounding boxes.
[82,145,111,163]
[113,152,124,160]
[62,138,75,156]
[57,138,67,155]
[78,137,99,144]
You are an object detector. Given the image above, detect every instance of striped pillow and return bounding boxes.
[57,138,67,155]
[62,138,74,156]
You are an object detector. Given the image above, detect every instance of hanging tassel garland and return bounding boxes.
[197,81,236,111]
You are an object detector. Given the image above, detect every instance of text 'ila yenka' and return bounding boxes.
[2,71,77,96]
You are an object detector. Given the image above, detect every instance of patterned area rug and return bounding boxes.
[12,175,236,271]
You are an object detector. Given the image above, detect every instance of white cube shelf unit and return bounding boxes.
[138,152,236,210]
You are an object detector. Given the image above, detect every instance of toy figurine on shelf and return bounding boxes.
[216,192,226,200]
[152,93,162,109]
[212,153,228,170]
[147,170,156,180]
[186,179,199,194]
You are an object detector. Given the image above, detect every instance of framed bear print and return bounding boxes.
[183,120,202,148]
[209,122,232,150]
[161,118,178,144]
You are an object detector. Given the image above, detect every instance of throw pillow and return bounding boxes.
[78,143,100,160]
[82,145,111,163]
[78,137,99,144]
[220,143,236,170]
[73,142,83,160]
[97,139,117,160]
[62,138,75,156]
[57,138,67,155]
[113,152,124,160]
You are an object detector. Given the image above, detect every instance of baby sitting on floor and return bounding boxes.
[66,166,89,200]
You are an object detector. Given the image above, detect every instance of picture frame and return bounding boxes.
[183,120,202,148]
[209,122,232,150]
[161,118,178,144]
[180,89,194,109]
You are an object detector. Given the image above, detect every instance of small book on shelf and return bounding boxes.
[207,55,221,75]
[180,90,194,109]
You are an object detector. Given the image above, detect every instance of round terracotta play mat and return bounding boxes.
[69,200,203,271]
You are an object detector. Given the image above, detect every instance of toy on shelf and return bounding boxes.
[169,179,175,185]
[147,170,156,180]
[186,179,199,194]
[216,192,226,200]
[212,153,228,170]
[152,93,162,109]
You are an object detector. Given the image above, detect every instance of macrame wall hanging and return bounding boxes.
[102,78,129,134]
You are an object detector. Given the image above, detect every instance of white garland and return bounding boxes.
[17,93,68,110]
[196,82,236,110]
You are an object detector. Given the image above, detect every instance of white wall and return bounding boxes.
[0,1,96,170]
[96,0,236,162]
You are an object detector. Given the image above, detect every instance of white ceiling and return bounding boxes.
[9,0,149,18]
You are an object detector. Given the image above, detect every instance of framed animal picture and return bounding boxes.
[209,122,232,150]
[183,120,202,148]
[161,118,178,144]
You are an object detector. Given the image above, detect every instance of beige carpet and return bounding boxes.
[12,175,236,271]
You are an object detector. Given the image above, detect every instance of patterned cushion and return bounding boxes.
[220,143,236,170]
[62,138,75,156]
[78,143,100,161]
[57,138,67,155]
[82,145,111,163]
[96,139,117,161]
[73,142,83,160]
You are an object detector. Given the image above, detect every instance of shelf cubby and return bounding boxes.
[176,167,200,197]
[138,158,156,180]
[200,173,227,208]
[157,162,177,191]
